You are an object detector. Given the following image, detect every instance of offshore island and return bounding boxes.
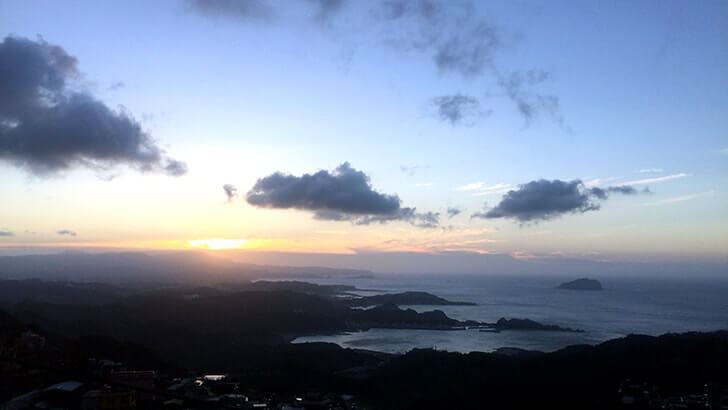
[557,278,604,291]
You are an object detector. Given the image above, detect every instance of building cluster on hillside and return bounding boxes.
[617,379,728,409]
[3,362,363,410]
[1,321,364,410]
[4,364,362,409]
[2,342,362,410]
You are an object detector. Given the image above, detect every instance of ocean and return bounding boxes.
[292,274,728,353]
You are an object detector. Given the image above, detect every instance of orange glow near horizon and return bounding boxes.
[188,238,248,250]
[0,237,360,254]
[0,226,506,255]
[184,238,359,254]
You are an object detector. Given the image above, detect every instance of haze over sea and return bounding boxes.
[293,274,728,353]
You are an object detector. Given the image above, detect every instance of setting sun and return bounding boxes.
[188,238,248,250]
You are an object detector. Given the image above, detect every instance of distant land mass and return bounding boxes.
[0,252,373,283]
[345,291,476,307]
[557,278,603,291]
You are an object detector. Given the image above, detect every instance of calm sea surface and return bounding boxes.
[292,274,728,353]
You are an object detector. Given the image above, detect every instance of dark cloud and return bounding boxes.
[446,207,461,218]
[223,184,238,202]
[247,162,439,227]
[247,162,400,213]
[0,36,186,177]
[472,179,645,222]
[57,229,77,237]
[0,36,76,117]
[432,94,490,125]
[589,185,640,200]
[188,0,275,21]
[0,231,14,237]
[315,208,440,228]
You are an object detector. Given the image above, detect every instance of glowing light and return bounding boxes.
[188,238,248,250]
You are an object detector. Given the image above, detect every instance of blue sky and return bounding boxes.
[0,0,726,266]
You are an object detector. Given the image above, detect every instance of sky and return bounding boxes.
[0,0,727,269]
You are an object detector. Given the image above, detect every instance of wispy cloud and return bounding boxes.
[583,176,628,187]
[524,230,552,236]
[622,173,689,186]
[456,182,513,197]
[494,69,564,126]
[107,81,125,92]
[456,182,485,191]
[431,94,491,126]
[0,230,14,237]
[187,1,564,127]
[473,187,513,196]
[644,191,715,206]
[636,168,663,173]
[57,229,77,237]
[400,164,430,176]
[187,0,275,22]
[365,227,499,253]
[456,182,510,192]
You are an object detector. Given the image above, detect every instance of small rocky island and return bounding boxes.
[557,278,603,291]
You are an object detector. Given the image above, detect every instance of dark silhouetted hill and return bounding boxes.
[345,291,475,307]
